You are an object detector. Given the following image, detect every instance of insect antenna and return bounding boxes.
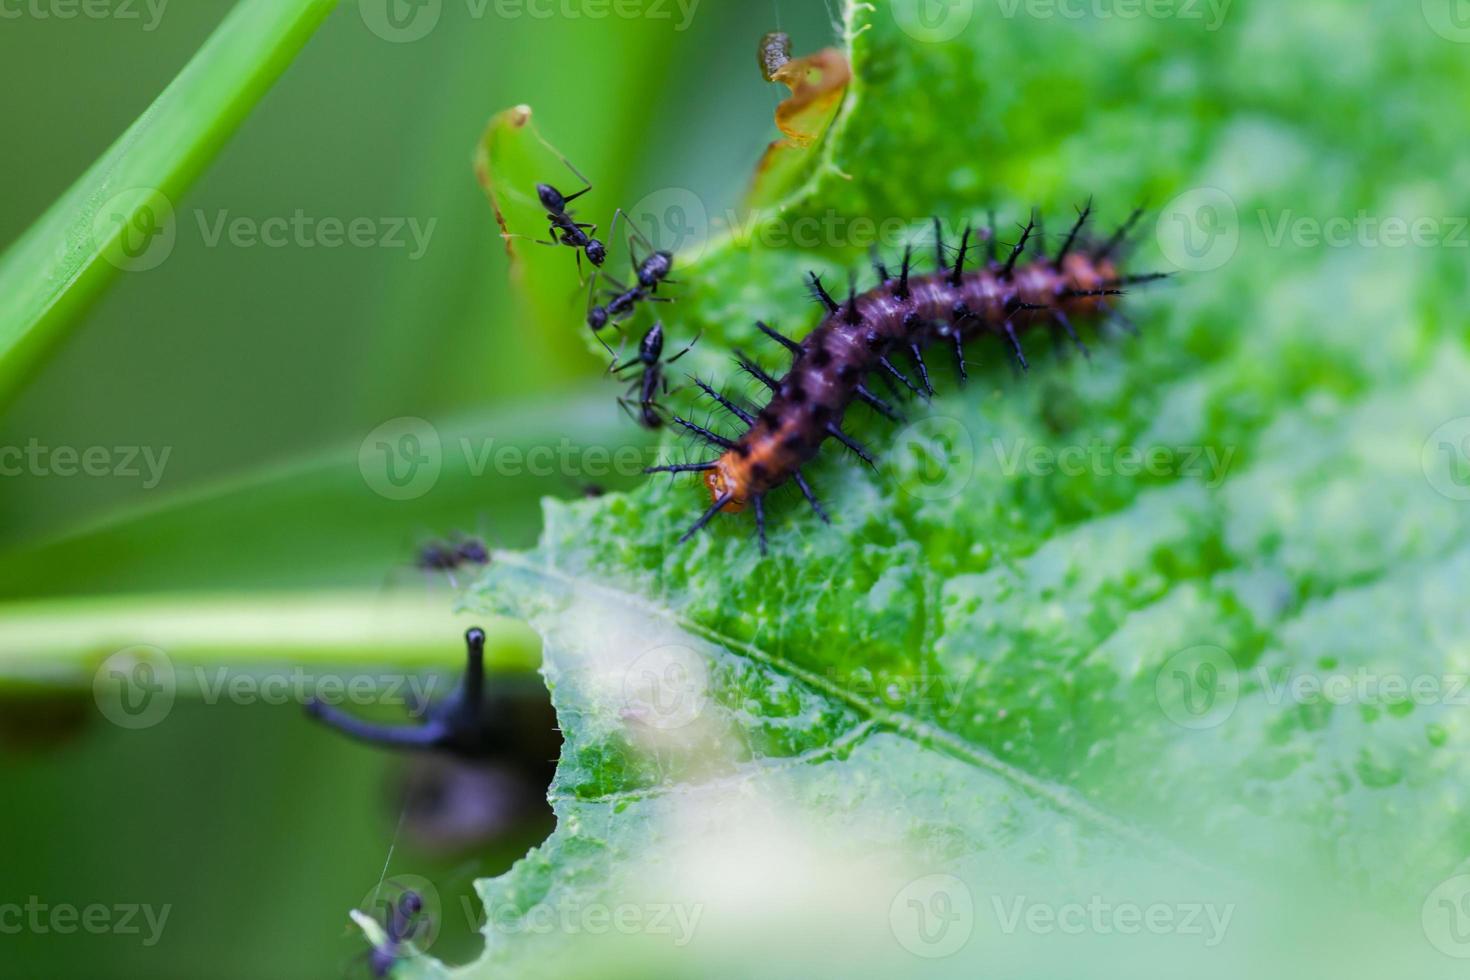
[533,127,595,199]
[1054,198,1093,265]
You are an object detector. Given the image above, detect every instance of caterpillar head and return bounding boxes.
[703,455,749,513]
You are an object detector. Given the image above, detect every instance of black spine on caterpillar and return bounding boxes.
[646,204,1166,554]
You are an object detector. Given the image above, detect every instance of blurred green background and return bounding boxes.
[0,1,836,976]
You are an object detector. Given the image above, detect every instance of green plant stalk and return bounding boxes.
[0,0,338,405]
[0,591,542,692]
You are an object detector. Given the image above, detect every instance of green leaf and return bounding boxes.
[0,0,336,404]
[449,0,1470,974]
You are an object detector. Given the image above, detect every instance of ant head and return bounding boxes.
[535,183,564,212]
[587,306,609,331]
[398,891,424,917]
[586,239,607,266]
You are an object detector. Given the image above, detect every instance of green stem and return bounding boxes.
[0,591,541,693]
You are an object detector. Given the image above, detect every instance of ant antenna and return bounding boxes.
[611,207,661,264]
[531,126,594,195]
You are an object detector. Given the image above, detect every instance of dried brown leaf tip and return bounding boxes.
[760,32,852,149]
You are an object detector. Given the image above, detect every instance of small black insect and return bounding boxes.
[367,890,425,979]
[306,628,503,761]
[533,151,606,274]
[610,322,700,429]
[585,209,677,332]
[414,536,489,574]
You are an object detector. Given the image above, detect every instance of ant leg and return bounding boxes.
[666,329,704,364]
[616,396,643,426]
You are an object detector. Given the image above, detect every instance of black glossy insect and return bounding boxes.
[585,209,676,332]
[306,628,504,761]
[534,152,606,274]
[610,322,700,429]
[414,537,489,574]
[367,890,425,978]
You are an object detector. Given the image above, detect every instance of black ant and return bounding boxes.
[586,208,677,332]
[366,890,425,978]
[414,536,489,581]
[532,144,605,274]
[610,322,700,429]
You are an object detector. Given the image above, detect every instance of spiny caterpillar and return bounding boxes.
[647,204,1168,553]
